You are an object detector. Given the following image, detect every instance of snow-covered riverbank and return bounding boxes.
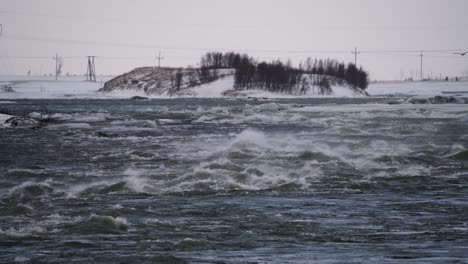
[1,75,467,99]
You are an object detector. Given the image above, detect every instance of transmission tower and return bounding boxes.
[52,53,63,80]
[86,56,96,82]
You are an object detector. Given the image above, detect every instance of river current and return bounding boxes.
[1,98,467,263]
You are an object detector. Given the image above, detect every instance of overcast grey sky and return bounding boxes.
[1,0,467,80]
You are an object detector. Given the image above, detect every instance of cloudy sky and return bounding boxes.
[1,0,467,80]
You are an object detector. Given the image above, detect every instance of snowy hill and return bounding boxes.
[99,67,235,97]
[98,67,368,98]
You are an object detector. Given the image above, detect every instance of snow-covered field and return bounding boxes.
[367,81,468,96]
[1,75,467,99]
[0,75,112,99]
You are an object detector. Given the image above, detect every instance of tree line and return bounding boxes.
[199,52,368,94]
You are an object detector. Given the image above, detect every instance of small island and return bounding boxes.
[99,52,370,97]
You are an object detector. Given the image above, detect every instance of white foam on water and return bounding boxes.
[228,128,269,150]
[292,103,468,115]
[150,129,328,193]
[7,168,46,174]
[0,113,13,127]
[4,180,49,196]
[110,119,157,128]
[123,124,427,193]
[71,113,111,122]
[0,225,46,237]
[194,101,468,132]
[111,204,124,209]
[94,119,159,133]
[47,123,92,130]
[78,101,465,193]
[66,180,112,198]
[19,98,462,196]
[252,102,289,111]
[49,113,73,120]
[123,167,151,193]
[14,256,31,263]
[0,213,83,238]
[88,214,129,230]
[397,165,432,177]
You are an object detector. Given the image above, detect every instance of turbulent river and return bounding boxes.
[1,98,468,263]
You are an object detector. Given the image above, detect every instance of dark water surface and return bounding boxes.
[1,98,468,263]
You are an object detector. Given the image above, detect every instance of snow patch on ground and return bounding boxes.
[186,76,365,98]
[187,76,234,97]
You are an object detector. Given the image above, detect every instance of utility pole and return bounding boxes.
[86,56,96,82]
[351,47,360,65]
[419,51,424,81]
[155,50,164,69]
[0,24,3,37]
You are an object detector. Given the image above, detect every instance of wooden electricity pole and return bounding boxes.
[419,51,424,81]
[351,47,360,65]
[156,51,164,68]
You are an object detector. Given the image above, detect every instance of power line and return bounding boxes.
[3,33,467,56]
[361,49,467,54]
[0,56,52,59]
[0,33,360,55]
[1,52,466,63]
[1,31,466,58]
[360,52,419,58]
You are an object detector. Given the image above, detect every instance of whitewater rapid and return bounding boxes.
[1,98,467,263]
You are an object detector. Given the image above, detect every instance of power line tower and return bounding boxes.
[155,50,164,69]
[419,51,424,81]
[52,53,63,80]
[351,47,360,65]
[86,56,96,82]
